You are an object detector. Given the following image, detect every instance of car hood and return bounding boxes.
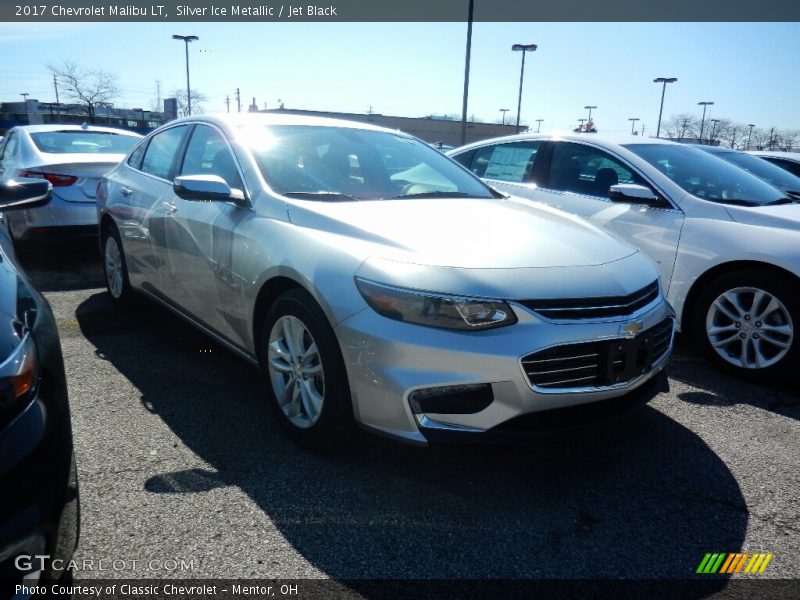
[286,196,638,269]
[724,202,800,229]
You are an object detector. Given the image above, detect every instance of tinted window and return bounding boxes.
[711,150,800,194]
[762,157,800,178]
[625,144,787,206]
[0,132,19,159]
[244,125,492,201]
[180,125,243,189]
[30,130,139,154]
[127,142,146,170]
[548,142,646,197]
[140,126,188,180]
[467,142,541,183]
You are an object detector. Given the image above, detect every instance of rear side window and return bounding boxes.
[548,142,646,197]
[0,132,19,159]
[127,142,147,170]
[30,131,139,154]
[140,126,188,180]
[469,142,541,182]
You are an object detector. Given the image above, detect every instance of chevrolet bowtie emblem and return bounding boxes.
[620,321,643,338]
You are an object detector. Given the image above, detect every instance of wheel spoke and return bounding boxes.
[760,331,791,349]
[711,332,739,348]
[713,297,741,322]
[708,324,738,337]
[722,291,748,318]
[282,319,298,358]
[299,378,323,419]
[738,338,751,368]
[754,297,781,322]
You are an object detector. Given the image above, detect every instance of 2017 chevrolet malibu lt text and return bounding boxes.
[449,134,800,379]
[97,114,674,446]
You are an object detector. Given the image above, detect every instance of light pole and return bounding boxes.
[584,105,597,123]
[459,0,474,145]
[536,119,544,133]
[512,43,537,133]
[20,92,29,123]
[709,118,720,144]
[653,77,677,138]
[746,123,755,150]
[697,101,714,143]
[499,108,509,125]
[577,118,587,132]
[172,34,199,115]
[629,117,640,135]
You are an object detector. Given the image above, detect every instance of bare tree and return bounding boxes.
[663,113,697,140]
[719,122,746,149]
[48,59,119,123]
[173,89,208,117]
[707,118,732,146]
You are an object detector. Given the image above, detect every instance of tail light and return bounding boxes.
[18,170,78,187]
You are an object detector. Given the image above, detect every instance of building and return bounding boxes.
[259,107,523,146]
[0,98,172,135]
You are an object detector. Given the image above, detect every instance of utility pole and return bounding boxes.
[156,80,161,110]
[53,74,60,122]
[641,124,646,137]
[236,88,241,112]
[225,95,230,113]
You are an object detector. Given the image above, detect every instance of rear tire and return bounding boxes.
[693,269,798,380]
[259,289,354,448]
[101,224,135,307]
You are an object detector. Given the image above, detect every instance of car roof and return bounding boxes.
[171,112,406,137]
[450,132,683,153]
[13,124,142,137]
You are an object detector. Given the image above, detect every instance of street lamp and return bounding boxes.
[20,92,30,123]
[653,77,677,138]
[172,34,199,115]
[709,118,720,143]
[629,117,640,135]
[746,124,756,150]
[697,101,714,143]
[577,118,587,132]
[584,105,597,123]
[536,119,544,133]
[499,108,509,125]
[512,43,537,133]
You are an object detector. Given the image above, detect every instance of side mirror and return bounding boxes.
[0,178,52,211]
[173,175,245,204]
[608,183,661,204]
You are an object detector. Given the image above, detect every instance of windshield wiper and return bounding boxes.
[763,196,797,206]
[283,191,360,202]
[382,191,489,200]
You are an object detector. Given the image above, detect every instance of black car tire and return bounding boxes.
[693,268,798,380]
[259,289,354,448]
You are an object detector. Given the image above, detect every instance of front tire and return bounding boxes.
[694,269,798,379]
[101,225,134,307]
[260,289,354,447]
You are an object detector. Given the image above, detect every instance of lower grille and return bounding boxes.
[522,318,673,390]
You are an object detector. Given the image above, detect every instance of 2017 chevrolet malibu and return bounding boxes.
[0,124,141,242]
[98,114,674,446]
[0,178,79,590]
[449,134,800,378]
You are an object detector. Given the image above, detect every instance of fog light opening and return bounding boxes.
[409,383,493,415]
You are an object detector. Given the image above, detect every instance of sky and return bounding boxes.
[1,21,798,135]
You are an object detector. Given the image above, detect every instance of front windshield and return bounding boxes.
[242,125,493,201]
[711,150,800,194]
[624,144,787,206]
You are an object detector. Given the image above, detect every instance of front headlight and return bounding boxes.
[355,278,517,331]
[0,278,40,424]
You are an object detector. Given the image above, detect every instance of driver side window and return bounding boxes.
[180,125,243,190]
[548,142,647,198]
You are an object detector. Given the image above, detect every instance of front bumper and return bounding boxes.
[335,300,674,445]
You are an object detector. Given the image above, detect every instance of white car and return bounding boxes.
[449,134,800,378]
[749,150,800,178]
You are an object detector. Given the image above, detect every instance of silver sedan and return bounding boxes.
[0,124,141,241]
[98,114,673,446]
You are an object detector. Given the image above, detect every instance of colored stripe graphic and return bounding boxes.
[698,552,773,574]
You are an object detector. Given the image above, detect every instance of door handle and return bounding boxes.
[120,186,133,196]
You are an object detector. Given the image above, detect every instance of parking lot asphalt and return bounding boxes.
[16,240,800,587]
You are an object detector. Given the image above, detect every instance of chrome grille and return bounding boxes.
[522,318,674,390]
[519,281,660,320]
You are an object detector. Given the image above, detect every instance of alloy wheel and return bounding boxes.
[104,235,124,300]
[267,315,325,428]
[705,286,794,369]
